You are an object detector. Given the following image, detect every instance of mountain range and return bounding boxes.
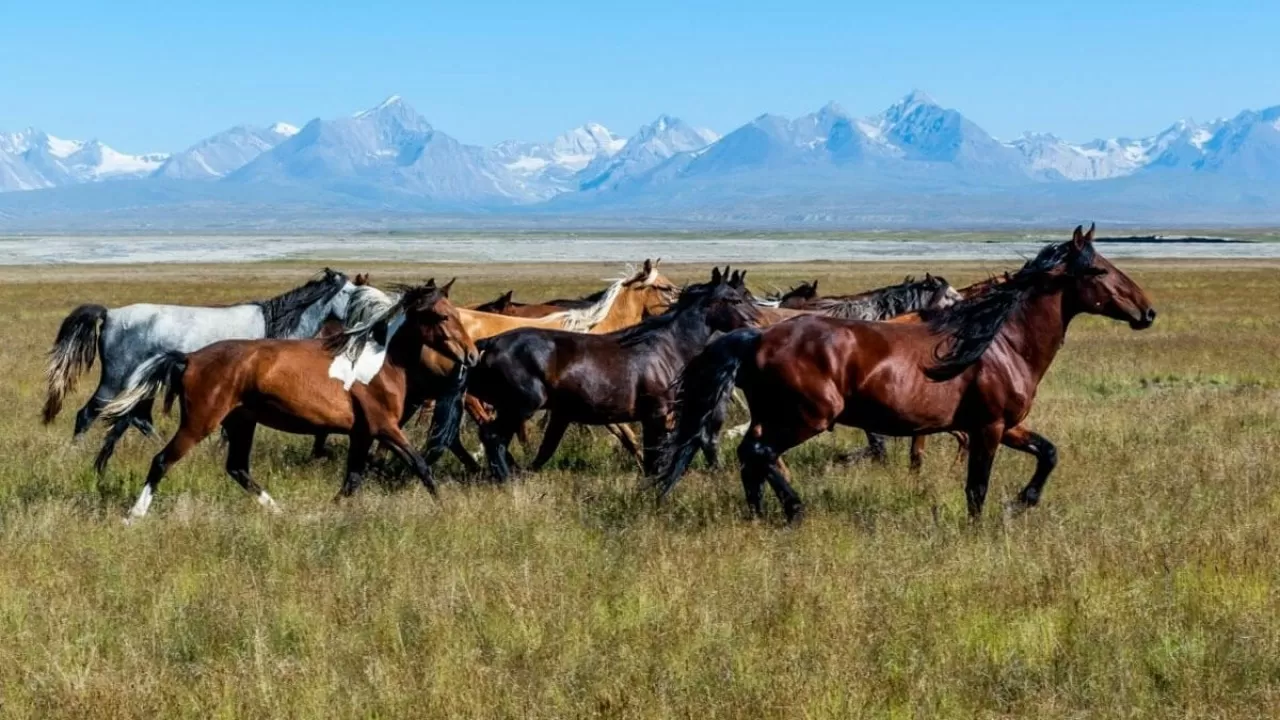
[2,92,1278,228]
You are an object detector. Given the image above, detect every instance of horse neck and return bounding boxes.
[593,289,647,333]
[284,297,333,339]
[643,306,716,358]
[996,288,1072,384]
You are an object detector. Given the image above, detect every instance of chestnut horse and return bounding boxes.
[100,280,479,520]
[656,226,1155,522]
[453,267,760,481]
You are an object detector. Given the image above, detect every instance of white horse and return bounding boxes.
[43,268,360,473]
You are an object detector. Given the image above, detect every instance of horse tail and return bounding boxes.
[43,304,108,424]
[100,351,187,423]
[422,365,469,466]
[654,327,762,498]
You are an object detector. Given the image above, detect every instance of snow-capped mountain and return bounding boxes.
[492,123,626,191]
[1011,119,1224,180]
[4,92,1280,226]
[228,96,536,203]
[155,122,298,180]
[0,128,166,191]
[577,115,719,191]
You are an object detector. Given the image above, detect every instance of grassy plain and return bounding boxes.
[0,257,1277,718]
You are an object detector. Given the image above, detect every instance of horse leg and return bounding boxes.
[736,426,817,524]
[310,433,332,460]
[908,435,927,473]
[128,398,158,438]
[73,395,105,438]
[530,411,570,472]
[94,416,133,475]
[479,413,526,483]
[607,423,645,470]
[126,427,203,521]
[336,431,375,501]
[699,430,722,470]
[964,424,1005,519]
[222,413,279,513]
[640,416,672,477]
[375,425,439,498]
[1001,425,1058,512]
[840,431,888,465]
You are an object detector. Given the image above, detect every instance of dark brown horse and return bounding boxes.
[657,226,1155,522]
[99,280,479,520]
[450,267,760,481]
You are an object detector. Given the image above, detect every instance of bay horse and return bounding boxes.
[99,279,478,520]
[656,225,1155,522]
[45,268,361,474]
[453,267,759,481]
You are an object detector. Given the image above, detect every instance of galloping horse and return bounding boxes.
[456,267,759,481]
[656,226,1155,522]
[99,280,478,520]
[44,268,361,474]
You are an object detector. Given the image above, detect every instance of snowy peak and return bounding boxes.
[155,123,298,180]
[0,128,165,190]
[577,114,719,191]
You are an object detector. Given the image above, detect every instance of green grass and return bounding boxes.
[0,260,1277,718]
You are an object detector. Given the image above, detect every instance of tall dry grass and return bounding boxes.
[0,259,1276,718]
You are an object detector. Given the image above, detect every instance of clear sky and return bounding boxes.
[3,0,1278,153]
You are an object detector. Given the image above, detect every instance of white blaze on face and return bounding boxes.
[327,314,406,390]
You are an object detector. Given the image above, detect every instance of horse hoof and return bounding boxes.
[785,507,806,526]
[1002,500,1030,520]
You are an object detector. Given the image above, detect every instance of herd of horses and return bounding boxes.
[41,225,1155,523]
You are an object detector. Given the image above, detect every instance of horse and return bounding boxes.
[97,279,479,521]
[726,273,964,458]
[655,225,1155,523]
[453,266,759,482]
[43,268,361,474]
[464,260,682,465]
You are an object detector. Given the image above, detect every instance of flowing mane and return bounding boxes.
[256,268,348,337]
[323,284,402,361]
[925,240,1097,381]
[614,279,757,348]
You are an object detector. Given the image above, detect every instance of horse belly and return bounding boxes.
[840,364,960,436]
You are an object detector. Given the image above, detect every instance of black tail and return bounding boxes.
[99,351,188,423]
[422,365,468,467]
[43,304,107,423]
[654,328,762,498]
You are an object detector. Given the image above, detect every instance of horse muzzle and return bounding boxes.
[1129,307,1157,330]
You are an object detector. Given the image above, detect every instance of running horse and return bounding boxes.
[43,268,361,474]
[98,279,479,520]
[656,225,1155,522]
[452,267,759,481]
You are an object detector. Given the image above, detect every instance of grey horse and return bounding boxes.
[43,268,359,473]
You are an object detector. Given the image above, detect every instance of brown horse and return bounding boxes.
[451,267,760,481]
[465,260,680,465]
[99,280,479,520]
[657,225,1155,522]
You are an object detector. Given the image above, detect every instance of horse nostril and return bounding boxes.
[1145,308,1157,322]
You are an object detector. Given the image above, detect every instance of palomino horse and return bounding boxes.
[44,268,361,474]
[657,226,1155,522]
[455,267,759,481]
[99,280,479,520]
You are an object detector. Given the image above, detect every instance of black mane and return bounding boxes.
[925,241,1095,381]
[805,275,949,320]
[257,269,348,338]
[613,280,754,348]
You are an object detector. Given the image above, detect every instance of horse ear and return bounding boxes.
[440,278,456,297]
[643,258,653,273]
[654,257,662,267]
[423,277,436,289]
[711,266,722,284]
[1084,222,1096,244]
[1071,225,1086,247]
[925,272,933,282]
[502,290,514,302]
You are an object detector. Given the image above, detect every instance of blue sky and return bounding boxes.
[3,1,1278,153]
